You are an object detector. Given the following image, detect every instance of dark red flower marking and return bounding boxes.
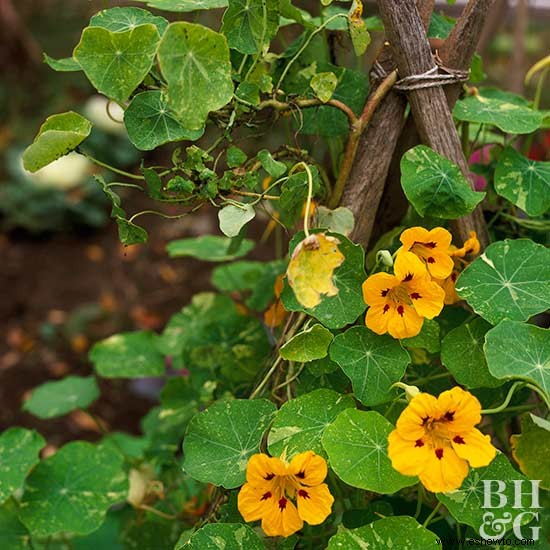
[451,272,458,282]
[453,435,465,445]
[298,489,310,499]
[403,273,414,282]
[264,473,275,480]
[427,256,435,264]
[295,471,305,479]
[278,497,288,510]
[444,411,455,421]
[383,304,390,314]
[425,242,437,249]
[261,491,272,501]
[415,439,424,447]
[410,292,421,300]
[397,305,405,316]
[381,288,389,297]
[421,416,430,426]
[435,448,444,460]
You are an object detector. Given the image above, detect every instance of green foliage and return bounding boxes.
[494,146,550,217]
[23,376,100,419]
[179,523,263,549]
[182,399,276,488]
[167,236,254,261]
[218,204,256,237]
[279,324,333,362]
[158,22,233,130]
[90,331,165,378]
[401,145,485,219]
[0,429,45,503]
[330,326,410,405]
[19,442,128,536]
[22,112,92,172]
[456,239,550,325]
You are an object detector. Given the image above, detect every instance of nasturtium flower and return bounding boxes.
[436,231,480,305]
[264,274,288,328]
[362,252,445,339]
[388,387,497,493]
[399,226,454,279]
[238,451,334,537]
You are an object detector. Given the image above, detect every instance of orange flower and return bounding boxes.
[362,252,445,339]
[264,274,288,328]
[238,451,334,537]
[399,227,454,279]
[388,387,496,493]
[436,231,480,305]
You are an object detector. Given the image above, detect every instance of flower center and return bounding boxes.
[386,285,412,306]
[411,242,437,264]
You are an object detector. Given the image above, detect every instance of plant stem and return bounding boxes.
[79,151,144,180]
[250,356,283,399]
[423,502,443,527]
[481,381,525,414]
[415,484,424,519]
[128,210,190,223]
[328,69,397,208]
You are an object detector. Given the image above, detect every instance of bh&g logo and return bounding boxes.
[480,480,541,541]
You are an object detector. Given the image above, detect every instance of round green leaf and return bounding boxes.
[441,318,503,389]
[511,414,550,490]
[494,146,550,217]
[484,320,549,395]
[401,319,441,353]
[218,204,256,238]
[43,54,81,72]
[19,441,128,536]
[0,500,30,550]
[437,453,532,533]
[453,91,543,134]
[267,389,355,458]
[90,7,168,34]
[456,239,550,325]
[221,0,279,54]
[158,22,233,130]
[281,232,367,329]
[328,516,438,549]
[22,112,92,172]
[182,399,276,488]
[74,25,160,103]
[134,0,227,12]
[177,523,264,549]
[400,145,485,219]
[279,324,334,362]
[167,236,254,261]
[124,91,204,150]
[315,206,355,236]
[257,149,287,178]
[90,331,165,378]
[0,428,45,503]
[322,409,416,493]
[330,326,411,406]
[23,376,100,419]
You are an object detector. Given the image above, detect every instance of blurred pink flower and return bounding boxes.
[469,145,492,191]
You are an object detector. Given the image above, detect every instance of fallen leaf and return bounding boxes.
[286,233,345,309]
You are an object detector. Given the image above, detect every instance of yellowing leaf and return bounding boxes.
[286,233,345,309]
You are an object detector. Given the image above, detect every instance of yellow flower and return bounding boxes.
[435,231,481,305]
[362,252,445,339]
[238,451,334,537]
[399,226,454,279]
[388,387,497,493]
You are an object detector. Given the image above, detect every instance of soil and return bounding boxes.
[0,195,227,449]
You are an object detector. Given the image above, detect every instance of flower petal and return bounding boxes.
[388,430,431,476]
[394,251,429,282]
[400,226,433,250]
[436,387,482,433]
[362,272,398,306]
[418,444,469,493]
[288,451,328,486]
[365,303,391,335]
[407,278,445,319]
[246,453,286,485]
[423,251,455,280]
[296,483,334,525]
[451,428,497,468]
[386,302,424,339]
[238,482,276,522]
[395,392,439,441]
[261,494,304,537]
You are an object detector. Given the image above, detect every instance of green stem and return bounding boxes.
[415,484,424,519]
[250,355,283,399]
[79,151,144,180]
[128,210,189,223]
[481,381,525,414]
[422,502,443,527]
[525,383,550,411]
[106,182,144,191]
[409,372,453,386]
